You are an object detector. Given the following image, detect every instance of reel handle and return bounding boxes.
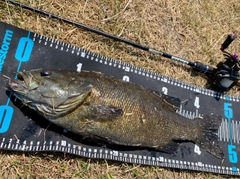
[220,34,236,51]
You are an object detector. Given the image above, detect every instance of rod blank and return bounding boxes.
[4,0,216,74]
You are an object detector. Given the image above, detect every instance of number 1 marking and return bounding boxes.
[77,63,82,72]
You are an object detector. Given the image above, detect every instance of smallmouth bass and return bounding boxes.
[6,69,224,159]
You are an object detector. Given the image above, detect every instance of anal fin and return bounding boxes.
[157,141,180,154]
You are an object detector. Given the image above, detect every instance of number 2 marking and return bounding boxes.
[123,76,130,82]
[162,87,168,95]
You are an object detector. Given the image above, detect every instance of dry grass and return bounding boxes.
[1,0,240,178]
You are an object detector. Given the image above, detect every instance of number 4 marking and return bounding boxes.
[194,97,200,109]
[194,144,201,155]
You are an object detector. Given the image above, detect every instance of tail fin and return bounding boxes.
[195,115,224,160]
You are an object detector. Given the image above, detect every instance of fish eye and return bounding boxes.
[40,70,52,76]
[17,74,24,81]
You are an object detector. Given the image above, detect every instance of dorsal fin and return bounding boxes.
[153,91,181,109]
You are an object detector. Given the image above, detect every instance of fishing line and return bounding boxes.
[3,0,240,92]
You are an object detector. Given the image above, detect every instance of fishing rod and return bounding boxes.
[4,0,240,92]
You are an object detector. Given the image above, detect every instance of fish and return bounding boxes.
[6,69,224,159]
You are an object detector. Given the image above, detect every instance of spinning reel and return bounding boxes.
[194,34,240,92]
[213,34,240,92]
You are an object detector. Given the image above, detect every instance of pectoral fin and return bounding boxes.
[85,104,123,121]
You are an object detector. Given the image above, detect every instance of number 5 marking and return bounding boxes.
[224,103,233,119]
[228,145,238,163]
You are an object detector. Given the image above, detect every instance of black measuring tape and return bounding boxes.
[0,21,240,176]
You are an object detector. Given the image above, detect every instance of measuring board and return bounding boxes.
[0,21,240,176]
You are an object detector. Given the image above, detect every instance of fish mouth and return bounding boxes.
[6,72,29,96]
[6,72,36,108]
